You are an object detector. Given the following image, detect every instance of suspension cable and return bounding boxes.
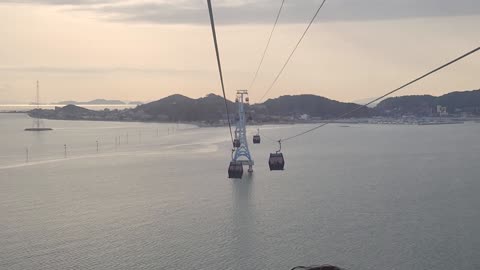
[262,133,279,143]
[249,0,286,90]
[258,0,327,103]
[279,46,480,143]
[206,0,234,144]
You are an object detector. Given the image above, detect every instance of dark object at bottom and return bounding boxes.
[25,128,53,131]
[228,161,243,178]
[291,265,344,270]
[269,153,285,170]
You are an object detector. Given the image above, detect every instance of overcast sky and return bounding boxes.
[0,0,479,103]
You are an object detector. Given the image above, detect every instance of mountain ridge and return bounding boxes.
[29,89,480,123]
[376,89,480,116]
[54,99,130,105]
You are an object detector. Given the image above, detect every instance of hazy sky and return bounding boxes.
[0,0,479,103]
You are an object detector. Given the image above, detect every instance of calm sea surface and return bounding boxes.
[0,113,479,270]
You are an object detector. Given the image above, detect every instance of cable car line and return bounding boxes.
[258,0,328,103]
[206,0,234,144]
[278,46,480,143]
[265,46,478,171]
[249,0,286,91]
[262,133,278,143]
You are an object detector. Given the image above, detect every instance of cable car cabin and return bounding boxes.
[269,153,285,170]
[233,139,241,148]
[228,161,243,178]
[253,135,261,144]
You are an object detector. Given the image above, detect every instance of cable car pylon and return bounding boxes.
[228,90,254,179]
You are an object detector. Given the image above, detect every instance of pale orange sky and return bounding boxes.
[0,1,479,104]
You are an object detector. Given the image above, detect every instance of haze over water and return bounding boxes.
[0,104,136,112]
[1,113,479,270]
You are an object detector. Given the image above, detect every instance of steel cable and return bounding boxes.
[258,0,328,103]
[249,0,286,90]
[280,46,480,143]
[207,0,234,143]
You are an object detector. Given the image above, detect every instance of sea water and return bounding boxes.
[1,113,479,270]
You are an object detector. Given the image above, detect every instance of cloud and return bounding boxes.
[0,83,11,93]
[0,0,114,5]
[1,0,479,24]
[0,66,210,75]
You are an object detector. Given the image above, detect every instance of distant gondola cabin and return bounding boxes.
[233,139,241,148]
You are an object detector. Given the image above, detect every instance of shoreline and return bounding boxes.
[3,111,478,127]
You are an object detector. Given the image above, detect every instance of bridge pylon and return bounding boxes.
[229,90,254,177]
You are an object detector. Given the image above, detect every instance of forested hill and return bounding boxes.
[252,95,371,118]
[376,89,480,116]
[30,89,480,122]
[135,94,235,122]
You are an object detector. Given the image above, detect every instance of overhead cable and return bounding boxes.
[280,46,480,142]
[249,0,286,90]
[258,0,327,103]
[206,0,234,143]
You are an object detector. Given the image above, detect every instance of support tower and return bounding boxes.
[232,90,254,173]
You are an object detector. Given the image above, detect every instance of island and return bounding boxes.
[53,99,128,105]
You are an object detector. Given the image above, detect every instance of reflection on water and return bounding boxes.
[232,177,253,245]
[231,174,266,270]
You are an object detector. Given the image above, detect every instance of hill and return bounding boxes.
[55,99,126,105]
[376,89,480,116]
[30,104,96,120]
[30,89,480,123]
[252,94,371,118]
[30,93,370,123]
[375,95,436,116]
[136,93,371,122]
[436,90,480,113]
[135,94,235,122]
